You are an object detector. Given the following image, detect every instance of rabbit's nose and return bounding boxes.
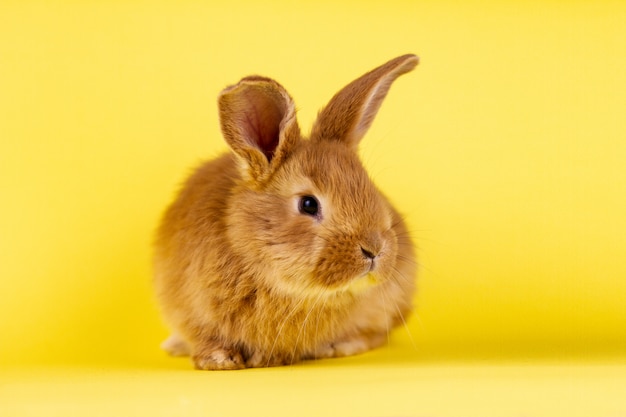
[360,232,383,260]
[361,246,377,260]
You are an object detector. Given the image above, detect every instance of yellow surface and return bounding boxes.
[2,359,626,417]
[1,0,625,415]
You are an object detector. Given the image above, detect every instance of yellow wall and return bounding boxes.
[1,0,624,367]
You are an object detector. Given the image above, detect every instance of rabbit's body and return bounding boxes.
[154,55,419,369]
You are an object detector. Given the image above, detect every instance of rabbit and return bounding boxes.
[153,54,419,370]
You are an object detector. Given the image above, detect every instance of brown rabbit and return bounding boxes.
[154,54,419,370]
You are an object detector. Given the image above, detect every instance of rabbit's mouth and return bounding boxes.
[312,258,389,295]
[346,272,381,294]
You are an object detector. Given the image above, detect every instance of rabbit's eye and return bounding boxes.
[299,195,319,216]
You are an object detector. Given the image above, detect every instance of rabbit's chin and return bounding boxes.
[268,269,385,300]
[345,272,382,294]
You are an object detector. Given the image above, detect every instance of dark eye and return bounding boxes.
[299,195,319,216]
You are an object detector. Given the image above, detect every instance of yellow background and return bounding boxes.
[1,0,625,415]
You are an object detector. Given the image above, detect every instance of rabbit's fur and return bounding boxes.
[154,55,419,369]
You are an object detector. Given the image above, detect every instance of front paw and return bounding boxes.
[307,332,387,359]
[161,333,191,357]
[192,346,246,370]
[245,350,299,368]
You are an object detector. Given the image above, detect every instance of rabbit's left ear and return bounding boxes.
[310,54,418,149]
[219,76,300,183]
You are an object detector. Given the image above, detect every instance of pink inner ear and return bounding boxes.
[240,89,283,161]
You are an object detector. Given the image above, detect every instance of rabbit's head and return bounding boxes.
[219,55,419,297]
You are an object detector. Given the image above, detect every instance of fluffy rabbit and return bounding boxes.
[154,54,419,370]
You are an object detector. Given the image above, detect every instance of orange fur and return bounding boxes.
[153,54,419,369]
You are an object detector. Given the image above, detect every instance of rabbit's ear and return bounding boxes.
[311,54,418,149]
[219,76,300,182]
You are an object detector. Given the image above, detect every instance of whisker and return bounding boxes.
[389,265,426,339]
[411,308,427,335]
[391,264,415,286]
[395,254,419,268]
[291,290,325,364]
[313,296,328,359]
[415,260,438,277]
[390,295,418,352]
[379,285,392,349]
[265,286,310,367]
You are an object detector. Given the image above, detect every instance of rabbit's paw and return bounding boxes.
[192,344,246,370]
[161,333,191,357]
[308,332,387,359]
[245,350,299,368]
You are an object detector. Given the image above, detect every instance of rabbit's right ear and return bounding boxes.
[310,54,418,149]
[218,76,300,183]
